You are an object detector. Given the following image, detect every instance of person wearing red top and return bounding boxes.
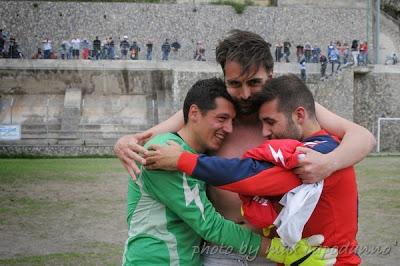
[146,74,361,265]
[359,41,368,65]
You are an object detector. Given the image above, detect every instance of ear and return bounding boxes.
[188,104,201,122]
[292,106,306,124]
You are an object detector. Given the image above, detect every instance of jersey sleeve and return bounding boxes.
[177,151,301,196]
[141,169,261,256]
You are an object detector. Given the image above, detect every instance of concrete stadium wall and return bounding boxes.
[354,65,400,152]
[278,0,366,8]
[1,1,370,62]
[1,60,399,155]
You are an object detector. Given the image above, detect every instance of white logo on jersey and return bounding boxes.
[303,140,328,148]
[268,144,286,167]
[252,196,270,206]
[183,174,205,220]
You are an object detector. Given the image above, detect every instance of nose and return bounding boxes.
[262,124,272,138]
[239,85,251,100]
[223,120,233,134]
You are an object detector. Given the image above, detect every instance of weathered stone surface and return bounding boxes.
[1,60,399,155]
[354,65,400,152]
[1,2,369,62]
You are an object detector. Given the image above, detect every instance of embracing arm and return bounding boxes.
[178,152,300,196]
[145,139,302,195]
[114,110,184,178]
[296,103,376,183]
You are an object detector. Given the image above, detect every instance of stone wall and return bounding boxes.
[1,1,369,62]
[354,65,400,152]
[1,60,399,155]
[278,0,366,8]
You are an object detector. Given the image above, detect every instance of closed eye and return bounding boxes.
[247,79,263,87]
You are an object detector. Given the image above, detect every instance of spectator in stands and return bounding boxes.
[120,36,130,60]
[171,39,181,60]
[359,41,368,65]
[194,41,206,61]
[311,45,321,63]
[296,44,304,62]
[161,39,171,60]
[283,40,291,62]
[304,42,312,63]
[71,38,81,59]
[299,54,306,81]
[59,40,70,60]
[342,42,350,65]
[92,36,101,60]
[9,36,22,59]
[31,47,43,59]
[393,53,398,65]
[275,42,283,62]
[81,39,91,59]
[320,53,328,80]
[107,37,115,59]
[42,38,52,59]
[351,39,359,66]
[1,30,10,58]
[145,40,153,61]
[335,41,342,66]
[101,38,108,59]
[0,29,4,58]
[327,41,334,58]
[328,44,340,74]
[130,41,140,60]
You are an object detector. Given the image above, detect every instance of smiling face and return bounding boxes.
[192,97,236,152]
[224,60,272,115]
[258,99,302,140]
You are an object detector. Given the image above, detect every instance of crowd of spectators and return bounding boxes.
[3,32,398,68]
[276,39,376,81]
[27,36,206,61]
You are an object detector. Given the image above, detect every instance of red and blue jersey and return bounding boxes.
[177,130,360,265]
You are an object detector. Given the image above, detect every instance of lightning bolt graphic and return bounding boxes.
[182,174,205,220]
[268,144,286,167]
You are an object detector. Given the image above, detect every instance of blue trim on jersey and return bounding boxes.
[192,156,275,186]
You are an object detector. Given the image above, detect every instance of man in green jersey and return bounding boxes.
[122,77,337,266]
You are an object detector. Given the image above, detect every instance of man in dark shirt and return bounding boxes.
[161,39,171,61]
[92,36,101,60]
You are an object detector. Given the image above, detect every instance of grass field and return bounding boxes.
[0,156,399,265]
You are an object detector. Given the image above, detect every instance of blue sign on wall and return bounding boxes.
[0,125,21,140]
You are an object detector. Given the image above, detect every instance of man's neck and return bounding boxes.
[302,120,322,139]
[235,112,259,125]
[177,127,204,153]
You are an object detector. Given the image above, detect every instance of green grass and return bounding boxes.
[212,0,253,14]
[0,245,122,266]
[0,156,399,265]
[0,158,125,184]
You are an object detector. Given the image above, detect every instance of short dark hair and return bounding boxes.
[216,30,274,76]
[183,78,235,124]
[254,74,316,118]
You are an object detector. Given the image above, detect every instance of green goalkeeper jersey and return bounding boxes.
[122,132,262,266]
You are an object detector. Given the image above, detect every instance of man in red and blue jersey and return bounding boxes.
[146,74,360,266]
